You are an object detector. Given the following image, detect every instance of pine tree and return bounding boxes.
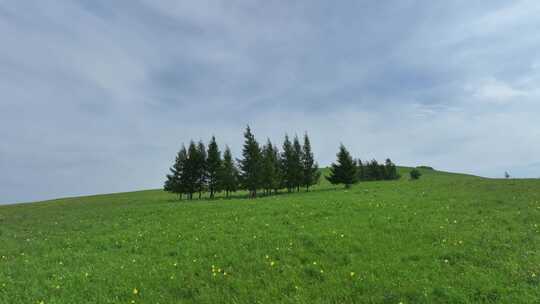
[292,135,304,192]
[206,136,222,199]
[384,158,399,180]
[164,145,187,199]
[164,175,175,193]
[378,162,387,180]
[195,141,208,199]
[183,141,200,199]
[273,144,283,194]
[238,126,262,198]
[221,146,239,198]
[281,135,295,192]
[261,139,280,196]
[301,133,320,191]
[357,159,366,181]
[326,144,358,188]
[365,160,382,181]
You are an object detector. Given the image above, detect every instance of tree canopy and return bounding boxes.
[326,144,358,188]
[164,128,401,200]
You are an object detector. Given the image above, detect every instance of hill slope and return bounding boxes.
[1,167,540,303]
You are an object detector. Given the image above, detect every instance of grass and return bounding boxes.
[1,167,540,303]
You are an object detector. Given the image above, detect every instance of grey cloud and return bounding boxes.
[1,0,540,204]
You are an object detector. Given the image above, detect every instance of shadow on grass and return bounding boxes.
[164,185,341,203]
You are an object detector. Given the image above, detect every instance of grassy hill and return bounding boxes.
[1,167,540,303]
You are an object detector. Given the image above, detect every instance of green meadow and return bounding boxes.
[1,167,539,303]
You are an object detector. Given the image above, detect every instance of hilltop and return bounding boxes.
[1,167,539,303]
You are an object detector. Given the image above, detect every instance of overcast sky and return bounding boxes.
[1,1,540,204]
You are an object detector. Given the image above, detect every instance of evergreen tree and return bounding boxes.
[363,159,373,180]
[261,139,279,195]
[164,175,175,193]
[365,159,382,180]
[384,158,399,180]
[357,159,366,181]
[238,126,262,198]
[326,144,358,188]
[206,136,222,199]
[273,144,283,194]
[183,141,200,199]
[301,133,320,191]
[195,141,208,199]
[164,145,187,199]
[410,168,422,180]
[221,146,239,198]
[281,135,296,192]
[378,162,387,180]
[292,135,304,192]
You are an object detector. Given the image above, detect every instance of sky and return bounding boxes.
[1,0,540,204]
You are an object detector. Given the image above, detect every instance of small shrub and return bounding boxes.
[410,169,422,180]
[416,166,434,170]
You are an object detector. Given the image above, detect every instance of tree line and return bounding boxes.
[164,127,320,200]
[326,144,400,188]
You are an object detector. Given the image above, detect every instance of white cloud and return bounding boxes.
[466,77,526,104]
